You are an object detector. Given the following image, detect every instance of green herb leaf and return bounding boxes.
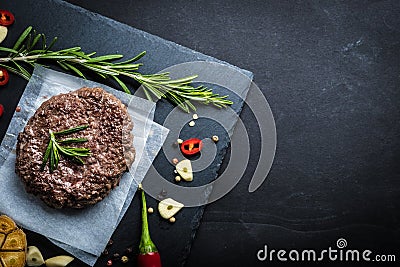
[42,125,91,173]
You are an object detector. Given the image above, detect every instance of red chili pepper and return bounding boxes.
[0,68,9,86]
[138,189,162,267]
[0,104,4,118]
[0,10,15,26]
[180,138,203,156]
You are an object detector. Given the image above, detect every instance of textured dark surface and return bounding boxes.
[0,1,250,267]
[1,0,400,266]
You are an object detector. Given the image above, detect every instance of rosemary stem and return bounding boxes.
[0,26,234,112]
[0,54,41,62]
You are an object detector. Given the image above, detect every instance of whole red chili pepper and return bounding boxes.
[138,188,162,267]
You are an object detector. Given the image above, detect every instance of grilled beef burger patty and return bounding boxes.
[15,87,135,209]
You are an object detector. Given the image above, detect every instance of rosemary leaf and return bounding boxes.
[58,138,88,144]
[112,75,131,94]
[55,125,89,135]
[87,54,123,63]
[0,47,18,54]
[41,140,53,170]
[11,26,32,52]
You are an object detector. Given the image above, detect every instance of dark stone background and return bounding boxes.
[1,0,400,266]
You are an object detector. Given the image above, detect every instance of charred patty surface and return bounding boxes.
[15,87,135,209]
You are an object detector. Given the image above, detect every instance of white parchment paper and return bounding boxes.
[0,66,168,263]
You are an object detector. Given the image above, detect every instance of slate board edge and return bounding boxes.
[59,0,254,80]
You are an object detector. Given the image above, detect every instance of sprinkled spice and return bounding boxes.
[15,106,21,112]
[112,253,120,259]
[125,247,133,254]
[106,260,112,266]
[102,249,109,256]
[107,239,114,247]
[175,176,181,182]
[172,158,179,165]
[169,217,176,223]
[188,120,195,127]
[192,113,198,120]
[147,207,154,214]
[121,256,129,264]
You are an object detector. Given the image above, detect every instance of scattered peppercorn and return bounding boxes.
[125,247,133,254]
[147,207,154,214]
[15,106,21,112]
[172,158,179,165]
[106,260,112,266]
[169,217,176,223]
[112,253,120,259]
[121,256,129,264]
[107,239,114,247]
[102,249,109,256]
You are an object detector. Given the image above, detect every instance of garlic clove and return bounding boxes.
[0,26,7,44]
[158,198,184,219]
[45,256,74,267]
[176,159,193,181]
[26,246,45,267]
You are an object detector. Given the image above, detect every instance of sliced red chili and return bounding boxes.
[0,68,9,86]
[180,138,203,156]
[0,10,15,26]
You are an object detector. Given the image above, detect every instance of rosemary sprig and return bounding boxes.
[41,125,91,173]
[0,26,233,112]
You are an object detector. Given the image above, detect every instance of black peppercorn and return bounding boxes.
[102,248,109,256]
[125,247,133,254]
[112,253,120,259]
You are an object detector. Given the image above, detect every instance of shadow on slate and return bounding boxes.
[1,1,253,267]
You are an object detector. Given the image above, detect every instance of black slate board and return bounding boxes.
[0,1,252,267]
[59,1,400,267]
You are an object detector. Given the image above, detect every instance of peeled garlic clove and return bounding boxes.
[45,256,74,267]
[176,159,193,181]
[158,198,184,219]
[0,26,7,44]
[26,246,45,267]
